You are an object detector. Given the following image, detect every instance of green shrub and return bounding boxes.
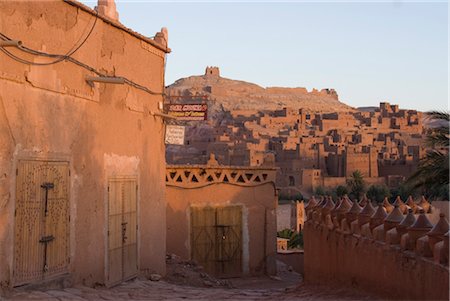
[314,186,326,196]
[367,184,391,203]
[277,228,303,248]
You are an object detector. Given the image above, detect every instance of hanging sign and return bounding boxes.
[165,104,208,121]
[165,125,185,145]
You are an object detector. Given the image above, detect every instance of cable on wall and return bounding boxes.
[0,10,98,66]
[0,29,164,96]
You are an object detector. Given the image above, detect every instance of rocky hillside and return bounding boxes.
[165,67,354,114]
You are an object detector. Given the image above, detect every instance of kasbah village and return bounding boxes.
[0,0,448,300]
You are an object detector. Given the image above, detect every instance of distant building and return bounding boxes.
[166,98,426,197]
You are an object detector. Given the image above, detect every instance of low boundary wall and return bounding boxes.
[276,250,304,274]
[304,198,449,300]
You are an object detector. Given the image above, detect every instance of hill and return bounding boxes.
[165,67,354,114]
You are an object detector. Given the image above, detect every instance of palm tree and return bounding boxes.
[346,170,366,200]
[406,111,449,198]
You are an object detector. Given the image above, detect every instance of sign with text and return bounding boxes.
[165,125,185,145]
[165,104,208,121]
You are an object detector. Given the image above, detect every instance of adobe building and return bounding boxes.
[0,0,170,288]
[166,90,426,198]
[277,200,305,233]
[166,155,278,277]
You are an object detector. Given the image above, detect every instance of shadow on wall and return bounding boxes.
[0,82,105,287]
[0,93,15,288]
[303,196,449,300]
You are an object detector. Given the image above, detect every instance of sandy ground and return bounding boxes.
[1,259,381,301]
[1,278,382,301]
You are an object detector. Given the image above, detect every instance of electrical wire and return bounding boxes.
[0,19,164,96]
[22,11,97,59]
[0,10,98,66]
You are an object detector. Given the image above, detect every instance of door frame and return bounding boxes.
[12,157,71,287]
[105,175,139,287]
[189,204,244,278]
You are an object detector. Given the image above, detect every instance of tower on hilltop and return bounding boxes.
[205,66,220,77]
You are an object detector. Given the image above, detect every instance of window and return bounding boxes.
[289,176,295,186]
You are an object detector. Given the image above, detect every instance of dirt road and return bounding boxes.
[2,277,381,301]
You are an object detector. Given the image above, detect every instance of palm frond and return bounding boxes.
[425,110,450,122]
[406,150,449,193]
[426,131,449,148]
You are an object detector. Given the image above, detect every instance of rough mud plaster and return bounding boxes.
[0,101,12,208]
[0,5,15,17]
[1,85,85,155]
[104,153,140,177]
[101,27,125,59]
[0,94,14,286]
[25,66,63,94]
[23,2,78,31]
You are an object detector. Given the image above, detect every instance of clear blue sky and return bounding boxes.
[81,1,448,111]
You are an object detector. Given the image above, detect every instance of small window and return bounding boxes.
[289,176,295,186]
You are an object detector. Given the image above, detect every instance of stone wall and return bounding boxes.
[304,197,449,300]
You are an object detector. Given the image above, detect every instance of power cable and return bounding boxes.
[0,17,164,96]
[0,10,98,66]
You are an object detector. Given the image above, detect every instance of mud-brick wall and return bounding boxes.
[0,0,168,287]
[304,223,449,300]
[166,181,277,276]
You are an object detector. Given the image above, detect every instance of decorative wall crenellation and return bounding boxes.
[304,195,449,300]
[166,165,276,188]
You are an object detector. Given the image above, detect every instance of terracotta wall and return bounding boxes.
[322,176,346,188]
[304,212,449,300]
[166,167,277,276]
[345,152,371,177]
[276,250,304,274]
[0,1,168,287]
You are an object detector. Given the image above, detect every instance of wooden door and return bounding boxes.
[107,177,137,286]
[121,180,137,280]
[216,206,242,277]
[191,205,242,277]
[191,206,216,273]
[13,160,70,286]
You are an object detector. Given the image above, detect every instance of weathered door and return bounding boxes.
[13,160,70,286]
[191,206,242,277]
[107,177,138,286]
[215,206,242,277]
[191,206,216,274]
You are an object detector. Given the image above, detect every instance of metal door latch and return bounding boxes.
[39,235,55,273]
[40,182,54,216]
[39,235,55,243]
[121,222,128,243]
